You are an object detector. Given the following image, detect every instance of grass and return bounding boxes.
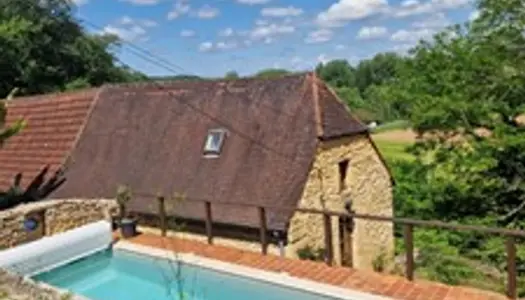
[372,138,415,162]
[371,120,411,134]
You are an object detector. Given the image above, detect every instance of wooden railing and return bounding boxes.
[143,194,524,299]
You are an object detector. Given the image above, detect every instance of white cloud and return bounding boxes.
[304,29,333,44]
[199,42,214,52]
[71,0,88,5]
[117,16,157,28]
[236,0,271,4]
[167,0,190,20]
[141,20,157,27]
[198,41,238,52]
[391,28,435,42]
[219,28,235,37]
[412,12,449,28]
[216,41,238,50]
[335,44,346,51]
[357,26,388,40]
[261,6,303,18]
[317,54,329,64]
[180,29,195,37]
[250,23,295,40]
[392,0,471,18]
[102,25,147,42]
[197,5,220,19]
[469,10,480,21]
[315,0,470,28]
[118,16,134,25]
[316,0,388,28]
[255,19,269,26]
[120,0,160,5]
[400,0,420,7]
[291,56,302,64]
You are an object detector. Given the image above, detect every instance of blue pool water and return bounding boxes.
[33,249,341,300]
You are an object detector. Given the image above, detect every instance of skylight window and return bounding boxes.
[203,129,226,156]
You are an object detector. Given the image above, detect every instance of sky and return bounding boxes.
[72,0,479,77]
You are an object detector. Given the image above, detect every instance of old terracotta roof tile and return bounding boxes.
[0,89,98,189]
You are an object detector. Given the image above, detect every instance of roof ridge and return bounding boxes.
[6,87,101,104]
[102,72,311,90]
[309,72,324,138]
[61,86,105,171]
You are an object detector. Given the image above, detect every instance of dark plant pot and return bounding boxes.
[120,218,138,239]
[111,217,119,231]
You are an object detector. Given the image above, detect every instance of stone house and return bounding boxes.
[0,73,393,270]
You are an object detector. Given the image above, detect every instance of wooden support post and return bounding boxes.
[258,207,268,255]
[506,236,517,299]
[323,213,333,266]
[157,196,166,237]
[205,201,213,244]
[404,224,414,281]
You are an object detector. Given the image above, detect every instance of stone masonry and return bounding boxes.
[0,199,117,250]
[287,134,394,270]
[0,268,87,300]
[145,134,394,272]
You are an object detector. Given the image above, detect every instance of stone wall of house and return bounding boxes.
[0,268,87,300]
[286,134,394,270]
[0,199,117,250]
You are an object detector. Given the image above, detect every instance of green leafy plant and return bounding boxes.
[297,245,325,262]
[116,184,132,220]
[372,247,389,273]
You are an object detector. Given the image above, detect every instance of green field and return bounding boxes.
[372,137,415,162]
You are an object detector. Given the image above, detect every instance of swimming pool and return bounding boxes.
[33,244,389,300]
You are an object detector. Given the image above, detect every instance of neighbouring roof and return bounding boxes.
[0,89,96,189]
[0,73,369,230]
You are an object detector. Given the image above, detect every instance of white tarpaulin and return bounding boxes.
[0,220,112,276]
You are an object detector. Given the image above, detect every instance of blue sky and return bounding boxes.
[73,0,478,77]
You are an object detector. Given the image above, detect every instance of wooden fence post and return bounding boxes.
[323,212,333,266]
[157,196,166,237]
[258,207,268,255]
[404,224,414,281]
[205,201,213,244]
[506,236,517,299]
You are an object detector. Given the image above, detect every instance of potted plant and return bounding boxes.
[116,185,137,238]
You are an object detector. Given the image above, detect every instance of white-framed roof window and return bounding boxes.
[203,128,227,156]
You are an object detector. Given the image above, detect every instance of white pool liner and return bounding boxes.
[114,241,393,300]
[0,220,112,277]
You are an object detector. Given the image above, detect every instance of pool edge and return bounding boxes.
[114,241,393,300]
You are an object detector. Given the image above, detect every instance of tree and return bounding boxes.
[386,0,525,294]
[254,68,291,79]
[354,52,404,94]
[224,71,239,80]
[315,59,356,88]
[0,88,25,146]
[0,0,145,97]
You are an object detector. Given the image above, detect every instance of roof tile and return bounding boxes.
[0,89,97,189]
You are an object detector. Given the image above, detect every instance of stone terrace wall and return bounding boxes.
[0,199,117,250]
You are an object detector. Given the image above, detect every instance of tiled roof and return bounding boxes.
[2,74,372,230]
[0,89,97,189]
[54,74,370,230]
